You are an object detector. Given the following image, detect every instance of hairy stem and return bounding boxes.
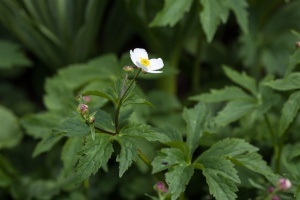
[115,69,141,133]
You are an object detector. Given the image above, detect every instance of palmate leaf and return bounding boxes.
[189,86,252,102]
[114,136,139,177]
[152,147,186,173]
[76,134,113,184]
[93,109,115,132]
[286,47,300,76]
[55,117,90,137]
[32,135,63,157]
[149,0,193,27]
[123,94,153,107]
[196,157,239,200]
[120,123,168,143]
[264,73,300,91]
[214,100,257,126]
[279,91,300,137]
[183,102,210,156]
[199,0,229,42]
[223,66,257,95]
[165,165,194,200]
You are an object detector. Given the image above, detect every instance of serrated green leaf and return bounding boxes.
[33,135,63,157]
[198,138,258,159]
[21,112,61,139]
[93,109,115,132]
[264,73,300,91]
[199,0,229,42]
[0,106,22,149]
[118,108,133,128]
[152,147,187,173]
[56,117,90,137]
[0,154,16,187]
[190,86,252,102]
[43,77,77,112]
[76,134,113,184]
[114,136,139,177]
[183,102,210,156]
[61,137,84,174]
[214,100,257,126]
[225,0,248,34]
[286,48,300,76]
[223,66,257,95]
[279,91,300,137]
[197,156,239,200]
[158,126,183,142]
[83,90,115,103]
[281,144,300,181]
[123,94,153,107]
[120,123,168,143]
[166,165,194,200]
[0,40,32,69]
[149,0,193,27]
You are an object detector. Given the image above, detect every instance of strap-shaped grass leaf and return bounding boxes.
[214,100,257,126]
[114,136,139,177]
[196,157,239,200]
[279,91,300,137]
[183,102,211,156]
[223,66,257,96]
[0,40,32,69]
[199,0,229,42]
[56,117,90,137]
[264,73,300,91]
[152,147,186,173]
[93,109,115,132]
[120,123,168,143]
[165,165,194,200]
[190,86,252,102]
[149,0,193,27]
[76,134,113,184]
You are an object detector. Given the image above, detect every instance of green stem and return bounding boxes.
[264,114,280,173]
[192,38,203,93]
[115,69,141,133]
[137,149,165,181]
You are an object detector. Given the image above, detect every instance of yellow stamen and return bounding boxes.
[140,58,150,67]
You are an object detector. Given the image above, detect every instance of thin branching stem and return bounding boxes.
[114,69,141,133]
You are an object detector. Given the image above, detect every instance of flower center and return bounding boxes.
[140,58,150,67]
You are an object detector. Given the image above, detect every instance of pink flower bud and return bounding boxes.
[154,181,168,193]
[271,195,280,200]
[83,95,91,103]
[77,104,88,114]
[267,186,275,193]
[277,178,292,191]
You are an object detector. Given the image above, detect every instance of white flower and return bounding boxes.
[130,48,164,73]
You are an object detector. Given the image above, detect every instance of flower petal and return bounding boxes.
[130,48,148,66]
[136,61,148,71]
[147,70,163,73]
[149,58,164,70]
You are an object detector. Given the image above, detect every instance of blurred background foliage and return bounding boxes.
[0,0,300,199]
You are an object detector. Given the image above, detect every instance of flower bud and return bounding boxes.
[83,95,91,103]
[77,103,88,114]
[154,181,168,193]
[271,195,280,200]
[88,116,95,124]
[267,186,275,193]
[296,41,300,48]
[277,178,292,191]
[123,66,134,73]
